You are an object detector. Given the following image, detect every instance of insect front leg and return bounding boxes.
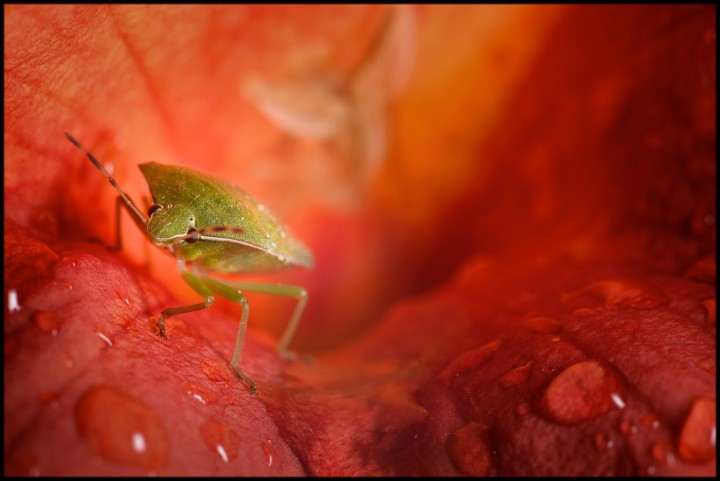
[156,265,215,339]
[200,277,257,394]
[220,281,308,360]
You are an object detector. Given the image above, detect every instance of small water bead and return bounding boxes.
[32,310,62,336]
[262,440,274,467]
[74,386,169,470]
[199,421,240,463]
[499,362,532,389]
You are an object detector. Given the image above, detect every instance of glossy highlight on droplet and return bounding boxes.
[262,440,274,467]
[199,421,240,463]
[74,385,169,471]
[7,288,21,313]
[539,360,625,425]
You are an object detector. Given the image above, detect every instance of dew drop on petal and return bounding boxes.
[523,316,562,334]
[184,382,216,405]
[445,422,495,476]
[435,340,501,385]
[651,441,676,467]
[499,361,532,389]
[678,397,716,463]
[199,421,239,463]
[32,310,62,336]
[539,360,625,425]
[262,440,274,467]
[701,298,716,327]
[74,386,169,471]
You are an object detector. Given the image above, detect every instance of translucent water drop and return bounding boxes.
[199,421,239,463]
[435,340,501,385]
[262,440,274,467]
[539,360,625,425]
[701,298,715,327]
[75,386,169,470]
[445,422,495,476]
[32,311,62,336]
[499,361,532,389]
[678,397,716,463]
[523,316,561,334]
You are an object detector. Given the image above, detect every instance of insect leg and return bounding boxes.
[156,265,215,339]
[201,277,257,395]
[221,281,308,359]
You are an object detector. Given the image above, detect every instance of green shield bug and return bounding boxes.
[65,132,313,394]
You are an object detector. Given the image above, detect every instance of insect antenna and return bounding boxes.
[65,132,148,226]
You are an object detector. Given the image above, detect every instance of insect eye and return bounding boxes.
[148,203,163,216]
[185,227,200,244]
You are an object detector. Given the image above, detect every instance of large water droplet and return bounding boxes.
[75,386,169,471]
[446,422,495,476]
[199,421,239,463]
[435,340,501,385]
[32,310,62,336]
[678,397,716,463]
[539,360,625,425]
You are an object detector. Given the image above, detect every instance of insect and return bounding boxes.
[65,132,313,394]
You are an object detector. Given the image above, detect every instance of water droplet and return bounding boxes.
[75,386,169,470]
[199,421,239,463]
[610,392,626,410]
[200,359,232,385]
[62,282,73,290]
[563,279,666,310]
[651,441,675,466]
[594,432,615,452]
[265,232,271,239]
[32,310,62,336]
[184,382,216,405]
[499,361,532,389]
[678,397,716,463]
[539,360,625,425]
[7,288,21,313]
[697,358,715,375]
[95,332,113,347]
[62,352,74,369]
[446,422,495,476]
[262,440,274,467]
[523,316,561,334]
[701,298,715,327]
[117,291,132,307]
[620,419,639,436]
[60,254,78,268]
[435,340,501,385]
[39,391,60,409]
[641,413,660,429]
[515,403,531,416]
